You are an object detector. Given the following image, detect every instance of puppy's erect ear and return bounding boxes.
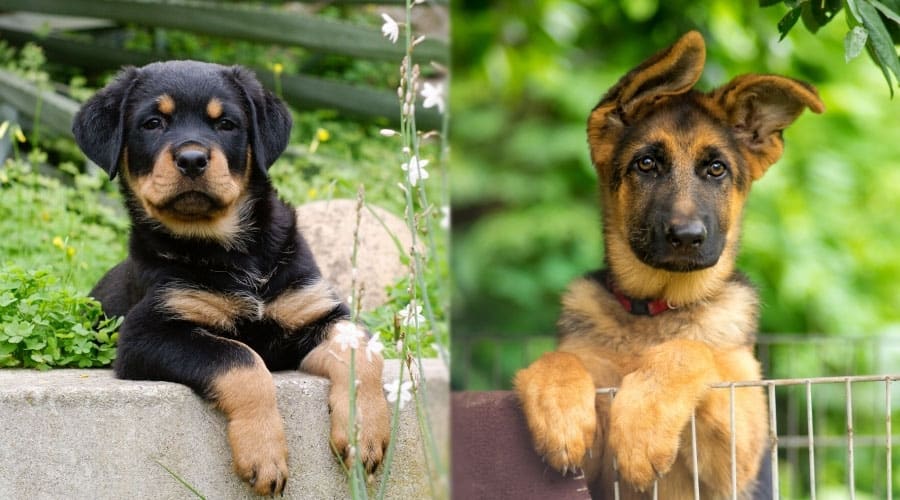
[72,67,140,179]
[712,74,824,180]
[228,66,292,175]
[588,31,706,176]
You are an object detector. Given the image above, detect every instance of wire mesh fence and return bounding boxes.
[599,374,897,499]
[453,334,900,497]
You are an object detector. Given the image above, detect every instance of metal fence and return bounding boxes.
[454,334,900,497]
[599,374,897,499]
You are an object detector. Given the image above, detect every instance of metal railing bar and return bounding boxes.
[768,383,780,500]
[806,380,817,500]
[886,378,893,500]
[691,410,700,500]
[776,434,898,447]
[708,374,900,389]
[846,379,856,500]
[730,383,738,500]
[609,390,620,500]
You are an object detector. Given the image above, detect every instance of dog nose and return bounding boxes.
[666,220,707,248]
[175,149,209,179]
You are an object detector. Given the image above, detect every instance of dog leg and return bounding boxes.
[301,321,390,474]
[213,350,290,496]
[680,349,767,496]
[608,338,717,491]
[114,299,288,496]
[514,351,597,473]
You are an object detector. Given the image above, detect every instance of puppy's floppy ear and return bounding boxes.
[588,31,706,176]
[712,74,824,180]
[228,66,292,175]
[72,67,139,179]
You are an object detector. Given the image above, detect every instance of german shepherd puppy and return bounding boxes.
[72,61,389,496]
[515,32,823,498]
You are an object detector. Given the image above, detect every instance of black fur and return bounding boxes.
[73,61,348,397]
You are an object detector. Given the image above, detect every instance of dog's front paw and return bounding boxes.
[514,352,597,474]
[227,414,289,496]
[330,386,391,474]
[608,384,684,491]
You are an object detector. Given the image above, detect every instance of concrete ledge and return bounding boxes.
[0,359,448,499]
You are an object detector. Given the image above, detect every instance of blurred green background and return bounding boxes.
[450,2,900,494]
[451,0,900,387]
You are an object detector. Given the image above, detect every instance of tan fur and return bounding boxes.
[161,288,263,332]
[517,31,822,498]
[212,348,288,496]
[157,94,175,115]
[125,144,249,247]
[207,97,223,120]
[512,352,598,471]
[264,280,342,330]
[300,321,390,472]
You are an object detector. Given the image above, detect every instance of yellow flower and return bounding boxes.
[273,63,284,75]
[307,187,318,199]
[66,247,76,258]
[52,236,64,249]
[0,121,8,139]
[315,128,330,142]
[14,126,26,143]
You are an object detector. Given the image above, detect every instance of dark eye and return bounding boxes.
[215,118,237,131]
[634,155,657,173]
[707,161,727,178]
[141,118,163,131]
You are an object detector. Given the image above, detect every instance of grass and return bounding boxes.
[0,106,446,367]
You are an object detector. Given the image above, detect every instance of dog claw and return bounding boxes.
[562,465,568,477]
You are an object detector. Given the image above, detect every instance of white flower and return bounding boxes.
[384,380,413,409]
[398,302,426,328]
[333,322,364,351]
[440,205,450,230]
[379,128,398,137]
[381,13,399,44]
[366,332,385,362]
[420,82,445,114]
[401,156,430,187]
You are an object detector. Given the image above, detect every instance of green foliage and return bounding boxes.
[0,26,448,370]
[0,266,120,369]
[762,0,900,94]
[0,156,127,292]
[453,3,898,494]
[453,0,900,343]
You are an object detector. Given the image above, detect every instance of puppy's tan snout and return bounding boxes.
[175,148,210,179]
[665,220,707,248]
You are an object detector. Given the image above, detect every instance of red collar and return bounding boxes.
[590,270,674,316]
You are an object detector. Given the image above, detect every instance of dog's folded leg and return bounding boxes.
[301,320,390,475]
[114,299,288,497]
[514,351,598,473]
[679,349,768,496]
[608,338,716,492]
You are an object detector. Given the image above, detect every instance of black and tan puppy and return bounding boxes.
[72,61,389,496]
[515,32,823,498]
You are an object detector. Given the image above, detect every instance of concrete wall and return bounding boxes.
[0,359,448,500]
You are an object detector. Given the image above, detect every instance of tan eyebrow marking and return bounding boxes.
[207,97,223,120]
[157,94,175,115]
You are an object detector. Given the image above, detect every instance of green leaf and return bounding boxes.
[845,26,870,60]
[857,0,900,94]
[779,7,805,39]
[870,0,900,23]
[0,292,16,307]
